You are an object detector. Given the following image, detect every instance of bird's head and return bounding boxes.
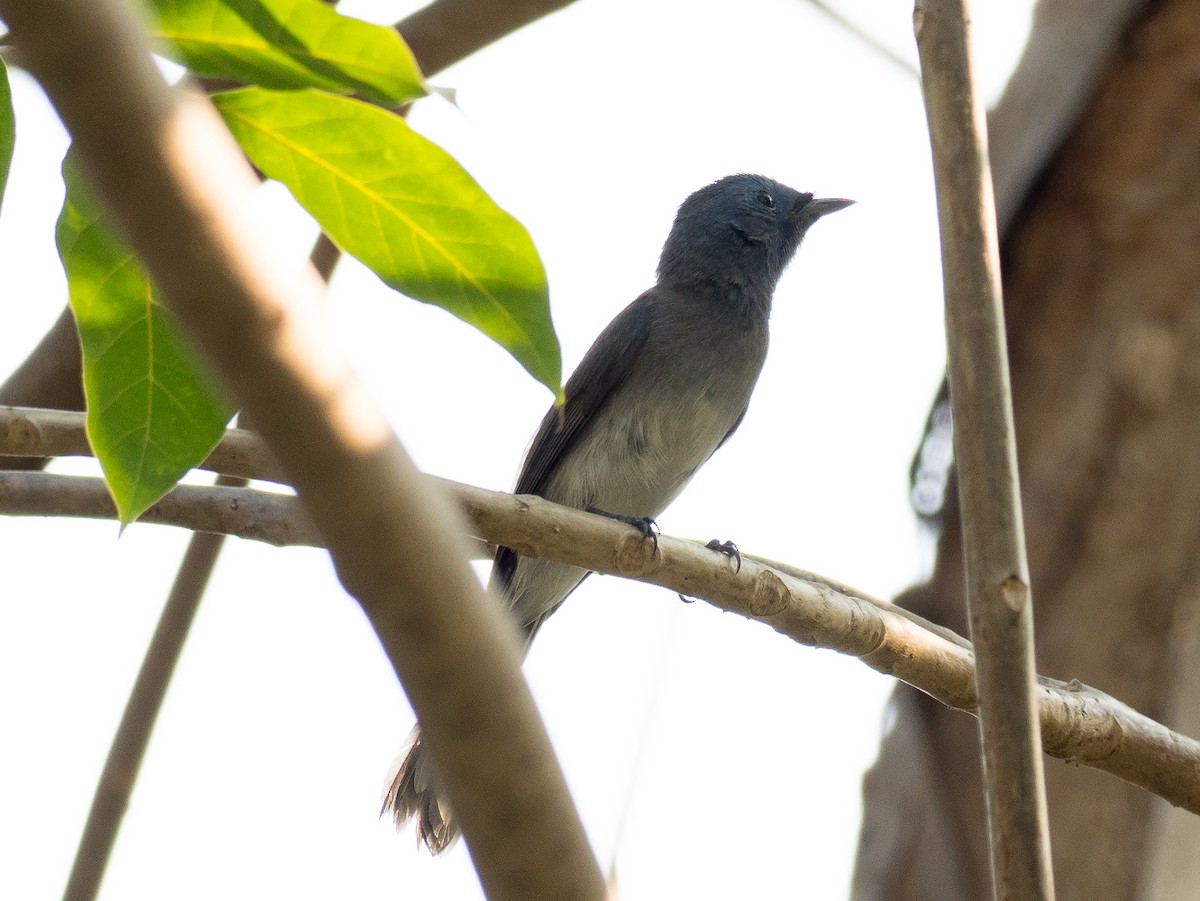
[657,173,852,299]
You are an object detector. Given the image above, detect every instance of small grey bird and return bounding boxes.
[383,173,852,853]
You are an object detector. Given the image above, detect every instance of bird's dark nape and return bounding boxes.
[382,729,459,854]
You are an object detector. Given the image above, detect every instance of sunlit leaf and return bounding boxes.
[147,0,426,107]
[0,58,14,215]
[214,87,562,395]
[56,157,232,525]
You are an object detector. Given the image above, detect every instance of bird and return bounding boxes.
[382,173,852,853]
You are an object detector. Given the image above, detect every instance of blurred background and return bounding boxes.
[0,1,1039,897]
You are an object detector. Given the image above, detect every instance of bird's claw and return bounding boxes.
[677,592,696,604]
[705,539,741,573]
[586,506,659,551]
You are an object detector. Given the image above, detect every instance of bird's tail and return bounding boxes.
[381,725,459,854]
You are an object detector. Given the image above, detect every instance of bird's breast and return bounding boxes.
[546,345,764,518]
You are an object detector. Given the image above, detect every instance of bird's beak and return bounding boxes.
[806,197,855,219]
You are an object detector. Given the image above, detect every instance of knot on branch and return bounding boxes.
[614,530,660,577]
[0,408,42,454]
[1039,684,1125,763]
[750,569,789,617]
[845,597,890,657]
[1000,575,1029,613]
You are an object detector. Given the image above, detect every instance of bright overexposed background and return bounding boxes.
[0,1,1035,898]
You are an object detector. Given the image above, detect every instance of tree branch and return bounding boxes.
[0,307,85,471]
[3,407,1200,819]
[915,0,1054,897]
[0,405,288,483]
[0,2,605,898]
[396,0,578,76]
[61,502,234,901]
[0,470,318,545]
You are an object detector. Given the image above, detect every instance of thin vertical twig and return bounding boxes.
[61,504,235,901]
[913,0,1055,899]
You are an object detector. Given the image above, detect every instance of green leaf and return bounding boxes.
[213,87,563,395]
[56,157,232,525]
[0,57,14,216]
[147,0,426,107]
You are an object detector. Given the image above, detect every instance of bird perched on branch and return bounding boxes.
[382,173,852,853]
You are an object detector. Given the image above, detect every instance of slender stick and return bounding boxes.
[914,1,1055,898]
[60,494,236,901]
[0,1,605,897]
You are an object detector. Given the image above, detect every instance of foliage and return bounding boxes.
[0,58,13,215]
[146,0,426,106]
[214,87,560,393]
[42,0,561,521]
[56,158,233,524]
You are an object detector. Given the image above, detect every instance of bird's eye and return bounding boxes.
[755,190,775,209]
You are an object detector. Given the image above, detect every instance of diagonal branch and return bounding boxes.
[12,3,565,886]
[396,0,578,76]
[0,2,605,898]
[3,407,1200,819]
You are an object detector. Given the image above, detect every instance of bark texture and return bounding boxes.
[855,1,1200,897]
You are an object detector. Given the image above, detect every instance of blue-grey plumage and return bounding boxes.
[383,174,852,853]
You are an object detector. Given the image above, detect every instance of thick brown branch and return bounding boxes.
[0,2,605,898]
[396,0,578,76]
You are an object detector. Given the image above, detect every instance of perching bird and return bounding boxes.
[382,173,852,853]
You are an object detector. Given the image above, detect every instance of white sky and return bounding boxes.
[0,1,1035,898]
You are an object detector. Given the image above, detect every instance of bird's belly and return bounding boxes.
[547,389,744,518]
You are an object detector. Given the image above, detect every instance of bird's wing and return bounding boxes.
[713,405,749,456]
[514,290,655,498]
[492,292,655,597]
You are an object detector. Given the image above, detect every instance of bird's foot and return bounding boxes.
[705,539,742,573]
[586,506,659,551]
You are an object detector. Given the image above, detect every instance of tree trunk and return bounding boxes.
[855,0,1200,897]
